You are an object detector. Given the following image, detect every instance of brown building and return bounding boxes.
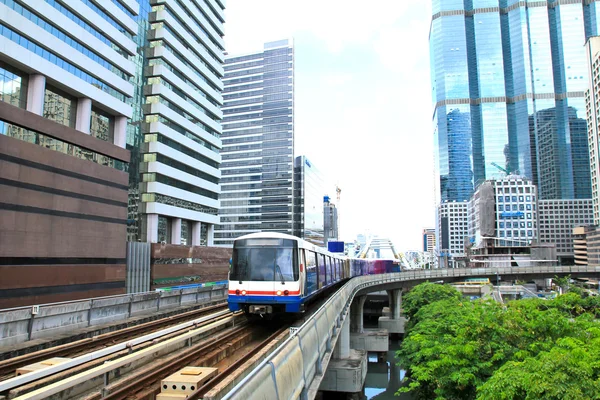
[0,9,134,308]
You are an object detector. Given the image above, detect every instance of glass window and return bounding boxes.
[498,204,504,211]
[505,196,510,202]
[526,196,531,201]
[181,220,191,245]
[90,107,113,142]
[0,61,27,109]
[157,216,171,243]
[519,196,524,202]
[43,85,76,128]
[512,196,517,202]
[526,204,532,210]
[528,230,533,237]
[230,239,297,282]
[498,196,503,202]
[499,222,504,228]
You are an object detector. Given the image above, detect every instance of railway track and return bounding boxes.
[0,308,237,399]
[0,303,227,381]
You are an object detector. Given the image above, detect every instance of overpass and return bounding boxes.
[221,265,600,399]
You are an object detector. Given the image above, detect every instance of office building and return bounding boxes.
[586,36,600,225]
[422,228,436,253]
[436,201,469,268]
[538,199,593,264]
[134,0,225,246]
[430,0,595,203]
[468,176,538,248]
[216,39,294,246]
[323,195,339,244]
[0,0,135,307]
[293,156,329,246]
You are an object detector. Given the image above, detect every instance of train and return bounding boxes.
[227,232,400,315]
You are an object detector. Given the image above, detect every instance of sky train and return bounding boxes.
[227,232,400,315]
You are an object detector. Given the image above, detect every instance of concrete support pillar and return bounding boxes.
[192,221,201,246]
[207,224,214,246]
[26,74,45,115]
[146,214,159,243]
[333,315,350,360]
[171,218,182,244]
[113,115,127,148]
[350,295,367,333]
[392,289,402,320]
[75,97,92,134]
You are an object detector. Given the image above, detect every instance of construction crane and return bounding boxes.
[490,162,510,175]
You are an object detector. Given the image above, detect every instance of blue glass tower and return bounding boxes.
[431,0,596,202]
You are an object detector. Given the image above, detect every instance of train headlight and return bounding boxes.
[284,290,289,296]
[235,289,240,295]
[276,290,282,296]
[241,290,247,296]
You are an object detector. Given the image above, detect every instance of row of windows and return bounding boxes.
[144,133,219,169]
[3,0,131,81]
[142,193,218,215]
[147,55,219,104]
[155,1,223,52]
[0,23,127,102]
[143,153,219,184]
[147,75,218,121]
[45,0,130,56]
[498,204,534,211]
[142,172,218,199]
[0,120,126,170]
[80,0,133,39]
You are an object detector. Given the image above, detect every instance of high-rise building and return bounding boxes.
[133,0,226,246]
[430,0,596,203]
[293,156,329,246]
[422,228,436,253]
[0,0,136,306]
[216,39,294,246]
[586,36,600,225]
[467,176,538,249]
[436,201,469,268]
[538,199,593,264]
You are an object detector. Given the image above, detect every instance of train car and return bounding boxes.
[228,232,349,315]
[349,258,400,276]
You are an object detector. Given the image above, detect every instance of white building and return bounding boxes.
[139,0,226,245]
[436,201,468,268]
[586,36,600,225]
[216,39,294,246]
[468,176,539,248]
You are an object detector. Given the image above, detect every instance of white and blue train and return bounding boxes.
[227,232,400,315]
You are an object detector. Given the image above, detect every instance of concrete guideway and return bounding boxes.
[0,310,233,396]
[221,266,600,400]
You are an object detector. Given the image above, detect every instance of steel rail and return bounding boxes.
[0,303,227,378]
[188,325,289,399]
[98,324,252,400]
[0,310,233,393]
[11,315,238,400]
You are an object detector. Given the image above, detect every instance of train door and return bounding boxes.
[304,250,318,296]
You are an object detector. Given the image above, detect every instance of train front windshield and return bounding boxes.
[231,238,298,282]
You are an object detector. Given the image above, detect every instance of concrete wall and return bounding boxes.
[0,283,227,348]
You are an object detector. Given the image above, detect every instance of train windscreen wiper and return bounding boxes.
[275,264,285,285]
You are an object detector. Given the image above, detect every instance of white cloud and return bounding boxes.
[223,0,436,251]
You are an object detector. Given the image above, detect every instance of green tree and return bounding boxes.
[477,335,600,400]
[402,281,462,323]
[396,283,597,400]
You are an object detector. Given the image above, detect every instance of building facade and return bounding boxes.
[0,0,136,307]
[133,0,226,246]
[423,228,436,253]
[468,176,539,248]
[586,36,600,225]
[293,155,328,246]
[436,201,469,268]
[216,39,294,246]
[538,199,593,264]
[430,0,596,203]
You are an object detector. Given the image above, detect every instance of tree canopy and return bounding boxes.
[397,282,600,400]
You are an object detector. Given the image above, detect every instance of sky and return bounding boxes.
[224,0,435,251]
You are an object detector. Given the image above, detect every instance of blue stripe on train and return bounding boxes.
[228,295,303,313]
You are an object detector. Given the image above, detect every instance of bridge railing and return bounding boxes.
[221,266,600,400]
[0,284,227,348]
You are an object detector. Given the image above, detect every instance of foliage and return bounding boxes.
[396,282,600,400]
[401,281,462,323]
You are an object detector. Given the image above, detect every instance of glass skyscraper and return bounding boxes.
[431,0,596,203]
[215,39,294,247]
